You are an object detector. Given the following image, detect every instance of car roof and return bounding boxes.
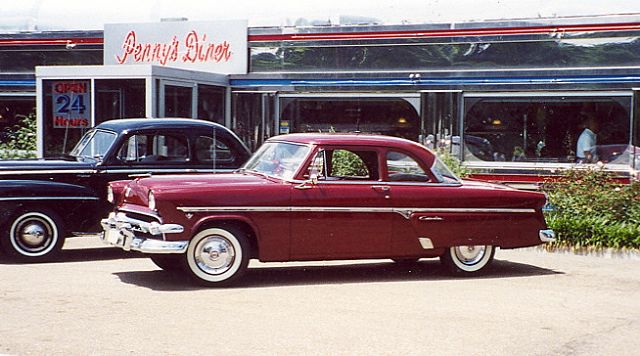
[95,118,225,132]
[268,133,426,150]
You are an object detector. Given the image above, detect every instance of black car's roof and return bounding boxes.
[95,118,225,133]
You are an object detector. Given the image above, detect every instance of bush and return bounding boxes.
[434,149,470,178]
[0,113,37,159]
[541,167,640,249]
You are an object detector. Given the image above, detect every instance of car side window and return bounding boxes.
[195,135,237,165]
[118,134,189,164]
[318,148,379,180]
[386,151,430,182]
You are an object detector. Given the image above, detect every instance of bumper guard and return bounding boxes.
[100,212,187,254]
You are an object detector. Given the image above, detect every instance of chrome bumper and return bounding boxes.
[539,229,556,243]
[100,212,188,254]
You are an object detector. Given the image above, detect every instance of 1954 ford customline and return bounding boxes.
[102,133,555,286]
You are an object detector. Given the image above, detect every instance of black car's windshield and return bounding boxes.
[69,129,117,160]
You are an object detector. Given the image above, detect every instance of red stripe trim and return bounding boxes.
[249,22,640,42]
[0,37,103,46]
[1,22,639,46]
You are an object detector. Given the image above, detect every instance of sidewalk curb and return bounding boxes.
[524,245,640,260]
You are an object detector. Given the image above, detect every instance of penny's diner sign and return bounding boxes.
[103,20,248,74]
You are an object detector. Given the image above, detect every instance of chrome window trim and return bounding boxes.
[177,206,535,219]
[0,196,99,201]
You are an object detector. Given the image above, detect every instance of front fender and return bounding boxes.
[191,214,260,241]
[0,180,102,231]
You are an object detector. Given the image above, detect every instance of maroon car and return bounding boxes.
[101,133,555,286]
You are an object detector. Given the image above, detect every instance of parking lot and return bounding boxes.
[1,237,639,356]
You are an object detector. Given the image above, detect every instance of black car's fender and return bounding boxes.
[0,180,101,234]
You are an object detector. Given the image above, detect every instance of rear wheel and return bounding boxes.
[1,210,65,262]
[184,227,250,287]
[440,245,495,275]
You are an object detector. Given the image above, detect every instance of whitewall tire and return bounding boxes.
[2,210,65,261]
[440,245,495,275]
[184,227,250,286]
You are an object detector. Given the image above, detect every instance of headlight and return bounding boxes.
[106,186,114,204]
[148,191,156,210]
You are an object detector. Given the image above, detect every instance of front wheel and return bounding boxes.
[440,245,495,275]
[1,210,65,262]
[184,227,250,287]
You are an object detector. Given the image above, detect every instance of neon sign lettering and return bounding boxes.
[115,30,233,65]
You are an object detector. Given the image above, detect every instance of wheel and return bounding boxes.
[184,227,250,287]
[149,255,184,272]
[1,210,65,262]
[440,245,495,275]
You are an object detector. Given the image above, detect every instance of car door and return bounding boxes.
[289,146,393,259]
[384,149,499,255]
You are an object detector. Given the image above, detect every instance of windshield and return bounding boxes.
[69,129,117,160]
[242,142,311,180]
[431,158,461,184]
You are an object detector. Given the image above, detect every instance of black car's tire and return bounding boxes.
[149,255,184,272]
[440,245,495,275]
[184,227,250,287]
[1,209,65,262]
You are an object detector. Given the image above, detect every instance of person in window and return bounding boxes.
[576,116,599,163]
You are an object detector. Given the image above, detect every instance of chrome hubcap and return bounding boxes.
[21,223,47,246]
[194,236,235,275]
[453,245,486,266]
[14,217,53,253]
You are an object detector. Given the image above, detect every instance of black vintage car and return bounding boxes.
[0,118,250,261]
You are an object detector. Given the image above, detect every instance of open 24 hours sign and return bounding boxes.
[52,81,91,128]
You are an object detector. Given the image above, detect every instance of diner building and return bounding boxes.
[2,12,640,186]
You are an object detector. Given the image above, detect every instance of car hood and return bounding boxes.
[0,157,95,172]
[122,172,285,207]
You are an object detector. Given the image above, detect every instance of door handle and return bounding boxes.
[371,185,390,191]
[418,216,443,221]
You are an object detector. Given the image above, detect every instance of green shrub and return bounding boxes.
[0,113,37,159]
[434,149,469,178]
[541,167,640,249]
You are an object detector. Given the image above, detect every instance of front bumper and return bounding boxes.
[100,212,188,254]
[539,229,556,243]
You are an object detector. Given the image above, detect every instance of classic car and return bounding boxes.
[101,133,555,286]
[0,118,250,261]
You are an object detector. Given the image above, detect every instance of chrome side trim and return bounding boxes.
[0,169,96,175]
[0,196,99,201]
[176,206,536,219]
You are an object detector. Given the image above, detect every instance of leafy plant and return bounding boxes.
[0,112,37,159]
[541,167,640,249]
[331,149,369,177]
[435,148,470,178]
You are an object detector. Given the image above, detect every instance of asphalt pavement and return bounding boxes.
[0,237,639,356]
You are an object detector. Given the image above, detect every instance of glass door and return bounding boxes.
[159,80,196,118]
[232,92,275,151]
[420,91,462,156]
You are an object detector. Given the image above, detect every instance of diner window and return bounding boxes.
[197,85,225,124]
[0,96,35,144]
[118,133,189,164]
[463,95,631,164]
[280,98,420,141]
[95,79,145,124]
